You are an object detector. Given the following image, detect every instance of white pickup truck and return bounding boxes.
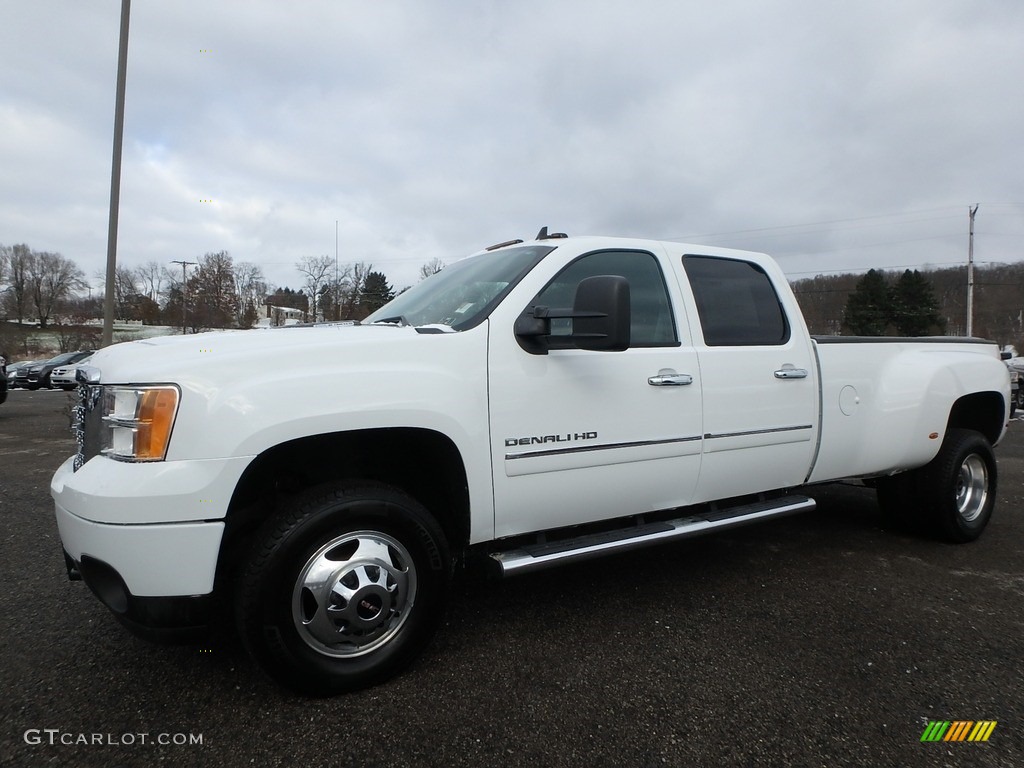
[51,233,1010,695]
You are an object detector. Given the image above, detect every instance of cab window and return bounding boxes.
[531,250,678,347]
[683,256,790,346]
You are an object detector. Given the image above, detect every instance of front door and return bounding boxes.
[487,247,704,539]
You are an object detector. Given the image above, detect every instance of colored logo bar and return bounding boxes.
[921,721,997,742]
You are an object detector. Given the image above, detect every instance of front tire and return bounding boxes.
[238,481,451,695]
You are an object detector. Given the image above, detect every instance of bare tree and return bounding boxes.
[5,244,33,323]
[321,264,353,321]
[29,251,85,328]
[115,265,141,318]
[136,260,170,304]
[295,255,334,322]
[419,258,445,281]
[339,261,373,320]
[233,261,267,328]
[0,244,8,320]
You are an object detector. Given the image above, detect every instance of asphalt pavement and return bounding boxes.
[1,389,1022,767]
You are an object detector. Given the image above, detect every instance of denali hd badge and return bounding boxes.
[504,432,597,447]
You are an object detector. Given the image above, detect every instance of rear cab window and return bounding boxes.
[682,255,790,346]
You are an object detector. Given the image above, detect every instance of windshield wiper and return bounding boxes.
[414,324,456,334]
[371,315,411,327]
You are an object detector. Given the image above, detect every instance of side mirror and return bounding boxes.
[514,275,630,354]
[571,275,630,351]
[1001,351,1013,361]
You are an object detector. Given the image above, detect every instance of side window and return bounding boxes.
[532,250,678,347]
[683,255,790,346]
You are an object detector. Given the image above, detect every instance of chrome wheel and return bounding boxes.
[917,429,997,543]
[955,454,989,523]
[239,481,451,694]
[292,531,417,658]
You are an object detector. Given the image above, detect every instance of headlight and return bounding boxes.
[100,385,180,461]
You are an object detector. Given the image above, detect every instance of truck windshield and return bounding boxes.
[364,245,554,330]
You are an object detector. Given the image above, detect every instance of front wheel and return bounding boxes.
[919,429,997,543]
[237,481,452,695]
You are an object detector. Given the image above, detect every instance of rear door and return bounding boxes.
[672,252,819,502]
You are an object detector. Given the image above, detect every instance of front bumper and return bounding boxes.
[54,494,225,596]
[51,454,242,638]
[54,499,225,641]
[64,550,215,643]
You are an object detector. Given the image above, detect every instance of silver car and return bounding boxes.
[50,354,95,391]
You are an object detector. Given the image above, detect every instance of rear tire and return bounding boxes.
[237,481,451,695]
[919,429,996,543]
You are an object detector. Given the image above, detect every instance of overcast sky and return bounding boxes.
[2,1,1023,294]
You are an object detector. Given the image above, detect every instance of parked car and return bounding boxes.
[1006,358,1024,417]
[25,351,94,390]
[0,361,6,405]
[8,360,40,390]
[50,354,95,391]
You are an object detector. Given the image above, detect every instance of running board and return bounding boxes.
[489,495,815,577]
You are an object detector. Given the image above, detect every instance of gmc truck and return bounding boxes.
[51,233,1011,695]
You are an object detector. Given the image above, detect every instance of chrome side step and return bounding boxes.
[489,494,815,577]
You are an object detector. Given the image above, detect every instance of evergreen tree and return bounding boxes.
[889,269,946,336]
[360,271,394,315]
[843,269,892,336]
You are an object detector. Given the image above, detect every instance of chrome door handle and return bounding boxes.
[648,371,693,386]
[774,366,809,379]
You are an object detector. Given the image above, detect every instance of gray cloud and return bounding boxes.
[2,0,1022,293]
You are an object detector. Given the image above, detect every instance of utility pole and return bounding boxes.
[967,204,979,337]
[102,0,132,348]
[171,260,197,334]
[335,219,339,320]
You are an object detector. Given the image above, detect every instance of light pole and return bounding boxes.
[102,0,131,348]
[171,260,197,334]
[335,219,339,320]
[967,204,978,337]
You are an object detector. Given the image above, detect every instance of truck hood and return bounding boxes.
[71,319,491,469]
[88,324,447,385]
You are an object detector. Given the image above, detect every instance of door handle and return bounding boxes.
[648,370,693,386]
[774,366,809,379]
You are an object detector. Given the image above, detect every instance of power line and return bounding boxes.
[665,206,964,242]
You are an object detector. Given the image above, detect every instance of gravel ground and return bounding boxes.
[1,389,1022,767]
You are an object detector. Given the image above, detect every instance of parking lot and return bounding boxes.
[1,388,1022,767]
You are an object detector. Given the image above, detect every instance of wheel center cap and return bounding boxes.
[356,592,384,621]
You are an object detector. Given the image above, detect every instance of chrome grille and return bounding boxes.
[73,383,104,471]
